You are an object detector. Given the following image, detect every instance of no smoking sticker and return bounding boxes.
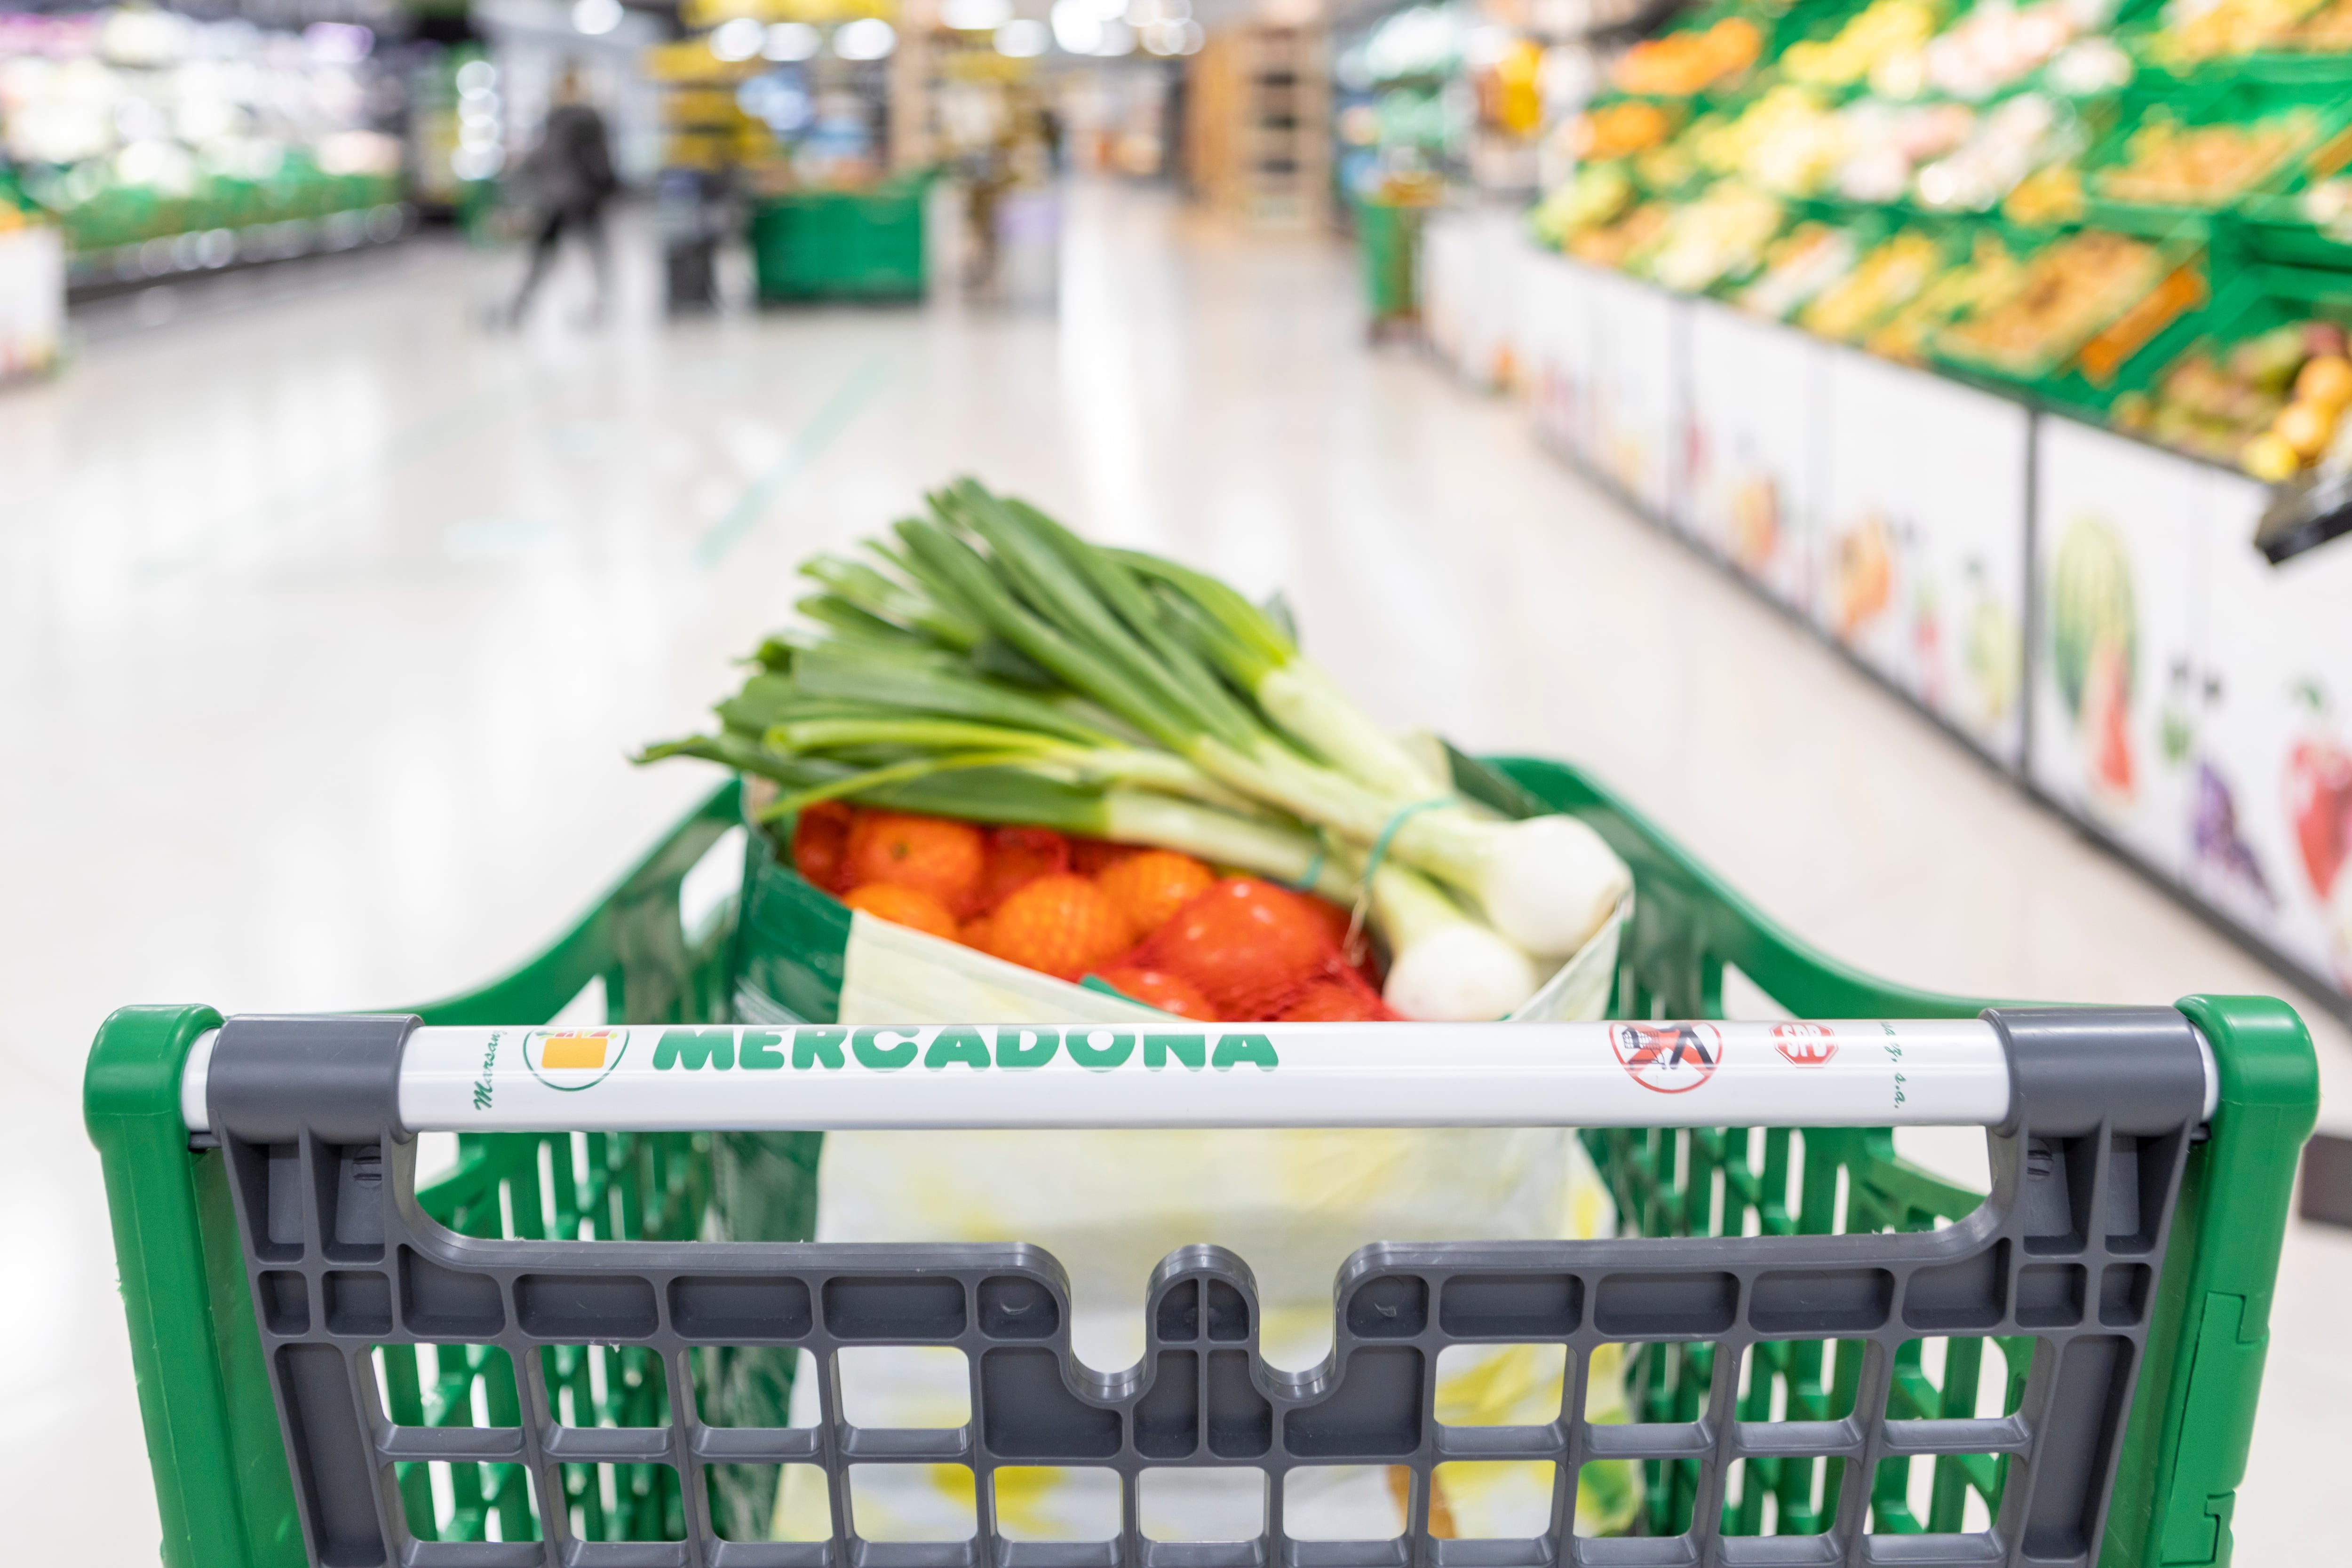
[1611,1022,1724,1094]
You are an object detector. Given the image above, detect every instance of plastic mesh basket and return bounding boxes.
[82,757,2320,1568]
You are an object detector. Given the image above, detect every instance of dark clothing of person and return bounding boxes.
[529,103,617,210]
[510,102,617,323]
[515,200,612,320]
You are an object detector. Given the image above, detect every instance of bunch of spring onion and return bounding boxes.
[640,479,1631,1021]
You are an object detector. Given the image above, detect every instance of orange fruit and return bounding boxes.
[1096,849,1216,938]
[845,811,985,914]
[842,883,959,941]
[958,914,995,951]
[1097,966,1219,1022]
[790,801,856,894]
[983,873,1135,981]
[2295,353,2352,410]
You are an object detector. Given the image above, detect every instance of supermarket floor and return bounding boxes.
[4,180,2349,1559]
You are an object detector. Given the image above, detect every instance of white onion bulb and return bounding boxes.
[1473,815,1633,957]
[1383,922,1542,1022]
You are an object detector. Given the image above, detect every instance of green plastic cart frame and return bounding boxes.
[85,757,2317,1566]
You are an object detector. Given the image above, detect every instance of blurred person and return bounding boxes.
[508,64,618,326]
[1038,104,1065,174]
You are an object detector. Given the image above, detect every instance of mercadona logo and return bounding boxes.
[523,1028,630,1091]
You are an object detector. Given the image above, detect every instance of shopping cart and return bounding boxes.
[84,758,2318,1568]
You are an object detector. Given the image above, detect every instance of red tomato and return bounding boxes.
[790,802,856,894]
[1141,878,1336,1018]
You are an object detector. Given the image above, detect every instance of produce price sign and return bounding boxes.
[178,1019,2047,1133]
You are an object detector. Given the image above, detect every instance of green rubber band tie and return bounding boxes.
[1287,845,1328,894]
[1361,797,1454,888]
[1343,797,1455,958]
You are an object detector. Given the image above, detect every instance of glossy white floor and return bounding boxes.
[3,181,2346,1561]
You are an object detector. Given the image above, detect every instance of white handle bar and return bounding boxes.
[176,1019,2220,1134]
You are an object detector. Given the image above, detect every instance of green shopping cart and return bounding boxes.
[84,756,2317,1568]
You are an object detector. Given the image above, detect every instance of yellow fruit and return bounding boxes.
[2274,399,2336,459]
[2295,354,2352,410]
[2240,431,2301,483]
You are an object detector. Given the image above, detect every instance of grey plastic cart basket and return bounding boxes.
[192,1005,2205,1568]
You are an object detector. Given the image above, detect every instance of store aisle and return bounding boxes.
[3,183,2345,1561]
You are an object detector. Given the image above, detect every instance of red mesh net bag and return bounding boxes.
[1115,877,1397,1023]
[974,826,1071,911]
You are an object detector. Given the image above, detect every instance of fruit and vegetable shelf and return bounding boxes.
[1535,0,2352,489]
[1419,200,2352,1024]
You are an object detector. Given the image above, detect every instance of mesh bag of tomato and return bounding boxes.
[790,801,1395,1024]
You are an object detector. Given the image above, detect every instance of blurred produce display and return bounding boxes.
[1334,3,1470,203]
[1613,14,1765,95]
[1334,0,1581,213]
[1938,226,2161,373]
[1533,0,2352,483]
[2093,107,2316,206]
[1783,0,1945,87]
[2116,301,2352,475]
[0,8,404,292]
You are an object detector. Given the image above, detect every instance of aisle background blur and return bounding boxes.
[7,176,2350,1565]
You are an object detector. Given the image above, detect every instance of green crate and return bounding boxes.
[2236,186,2352,267]
[84,758,2316,1565]
[749,178,931,304]
[2078,77,2352,237]
[2119,0,2352,88]
[1923,216,2210,417]
[1356,193,1427,323]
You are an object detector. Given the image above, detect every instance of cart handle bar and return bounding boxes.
[178,1016,2220,1135]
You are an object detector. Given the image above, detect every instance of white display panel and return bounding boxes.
[1584,267,1683,518]
[1818,347,2030,766]
[1522,251,1594,461]
[1420,211,1530,394]
[2194,473,2352,994]
[2031,417,2204,880]
[0,225,64,381]
[1683,301,1824,610]
[1420,214,1478,380]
